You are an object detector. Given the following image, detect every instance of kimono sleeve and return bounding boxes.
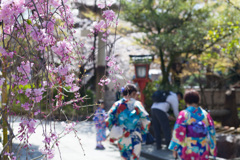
[93,109,98,123]
[206,113,217,157]
[105,102,118,130]
[168,110,188,151]
[135,101,151,134]
[101,109,108,119]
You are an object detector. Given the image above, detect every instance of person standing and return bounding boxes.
[93,99,107,149]
[151,90,180,150]
[168,89,217,159]
[106,83,150,160]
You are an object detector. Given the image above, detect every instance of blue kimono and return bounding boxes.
[106,98,150,160]
[93,107,107,142]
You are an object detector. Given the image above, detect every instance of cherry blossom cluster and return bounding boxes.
[0,0,81,157]
[39,121,77,159]
[90,2,123,89]
[4,152,16,160]
[18,118,37,148]
[93,1,118,41]
[97,56,123,89]
[61,121,76,134]
[0,0,81,112]
[40,132,59,159]
[0,0,119,159]
[0,0,26,34]
[106,56,124,88]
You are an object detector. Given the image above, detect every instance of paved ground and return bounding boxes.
[10,118,149,160]
[141,144,174,160]
[5,117,228,160]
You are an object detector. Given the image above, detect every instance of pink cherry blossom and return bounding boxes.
[65,73,75,84]
[104,78,111,85]
[105,56,110,61]
[61,122,76,134]
[18,89,23,94]
[34,110,41,116]
[101,38,107,42]
[51,40,73,58]
[17,61,34,77]
[32,88,45,102]
[114,65,120,71]
[40,148,55,159]
[21,103,31,111]
[25,89,32,97]
[98,82,104,86]
[70,85,80,92]
[58,65,69,76]
[4,152,16,160]
[42,81,47,87]
[0,0,118,158]
[103,10,115,21]
[98,3,105,9]
[107,60,116,67]
[94,20,105,32]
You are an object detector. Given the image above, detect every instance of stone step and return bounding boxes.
[141,143,229,160]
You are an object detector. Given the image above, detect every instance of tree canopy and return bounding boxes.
[121,0,239,89]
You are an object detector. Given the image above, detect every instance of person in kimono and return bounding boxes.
[168,89,217,160]
[106,83,150,160]
[93,99,107,149]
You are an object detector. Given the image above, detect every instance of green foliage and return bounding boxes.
[185,1,240,89]
[143,80,158,113]
[26,19,32,25]
[75,89,95,119]
[121,0,222,86]
[121,0,240,89]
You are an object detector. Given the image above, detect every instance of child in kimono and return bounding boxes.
[106,83,151,160]
[168,89,217,160]
[93,99,107,149]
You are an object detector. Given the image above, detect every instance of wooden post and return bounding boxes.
[95,32,106,101]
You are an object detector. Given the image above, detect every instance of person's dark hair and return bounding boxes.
[184,89,200,104]
[176,91,183,99]
[97,99,104,105]
[122,83,137,96]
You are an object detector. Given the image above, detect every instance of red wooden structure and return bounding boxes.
[129,55,154,104]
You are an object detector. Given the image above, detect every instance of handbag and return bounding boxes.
[145,132,155,145]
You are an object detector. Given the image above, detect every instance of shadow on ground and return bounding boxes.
[12,142,42,160]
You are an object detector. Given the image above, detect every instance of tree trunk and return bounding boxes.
[2,58,9,160]
[95,33,106,101]
[159,48,170,87]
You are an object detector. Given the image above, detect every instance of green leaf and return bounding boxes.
[26,19,32,25]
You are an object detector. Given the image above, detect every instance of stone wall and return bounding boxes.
[198,89,240,109]
[198,88,240,127]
